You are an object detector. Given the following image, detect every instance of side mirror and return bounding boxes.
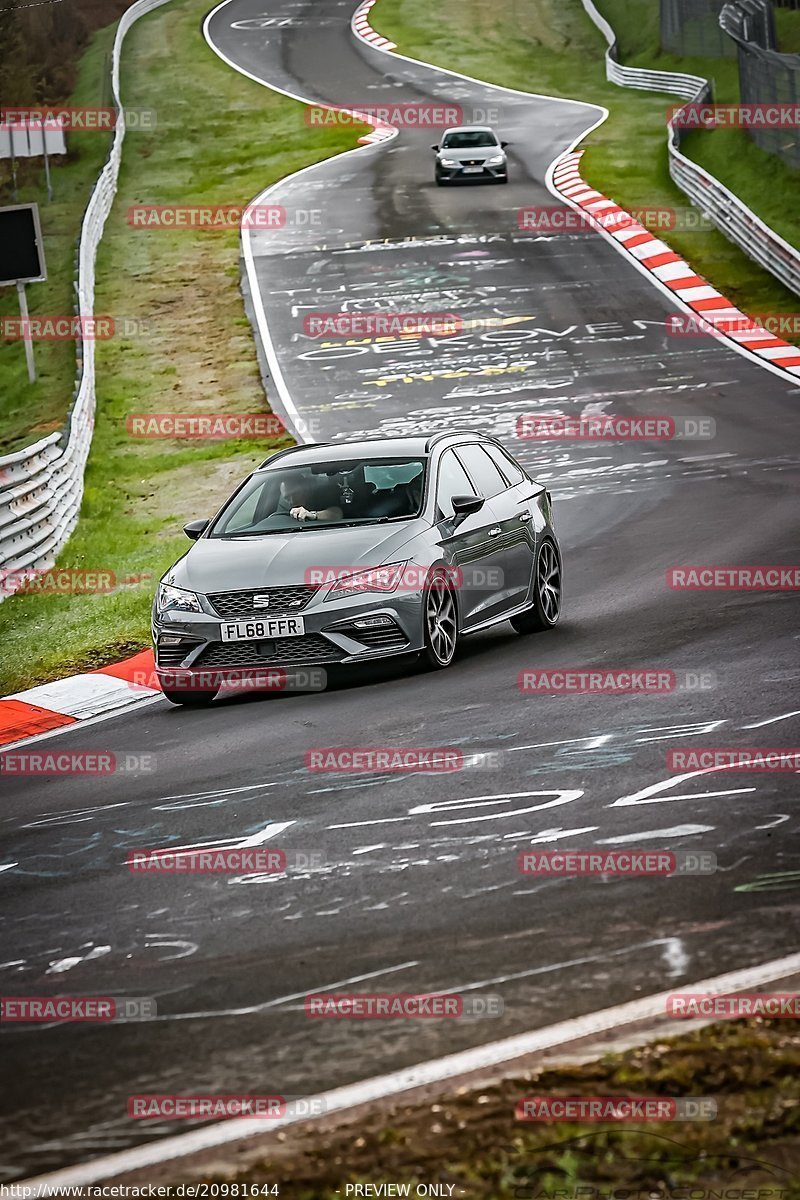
[431,144,439,151]
[500,141,508,148]
[183,519,209,541]
[451,494,484,525]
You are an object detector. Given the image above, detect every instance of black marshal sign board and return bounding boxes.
[0,203,47,286]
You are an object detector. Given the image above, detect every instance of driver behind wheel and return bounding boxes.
[276,474,343,523]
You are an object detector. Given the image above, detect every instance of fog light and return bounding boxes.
[159,635,185,645]
[352,616,395,629]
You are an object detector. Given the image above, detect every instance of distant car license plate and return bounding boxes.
[221,617,305,641]
[463,166,483,173]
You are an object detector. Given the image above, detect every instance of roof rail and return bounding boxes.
[424,429,483,452]
[258,442,333,468]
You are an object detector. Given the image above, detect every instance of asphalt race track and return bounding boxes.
[1,0,799,1180]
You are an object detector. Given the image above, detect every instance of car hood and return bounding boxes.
[165,521,427,593]
[439,146,502,161]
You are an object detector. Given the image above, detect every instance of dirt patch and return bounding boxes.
[181,1020,800,1198]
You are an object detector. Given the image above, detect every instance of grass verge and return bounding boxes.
[0,29,116,454]
[372,0,800,330]
[0,0,367,694]
[193,1019,800,1197]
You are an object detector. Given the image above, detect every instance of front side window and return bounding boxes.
[436,449,477,519]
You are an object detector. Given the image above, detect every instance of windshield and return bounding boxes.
[209,458,428,537]
[441,131,498,149]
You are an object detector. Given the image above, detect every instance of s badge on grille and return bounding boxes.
[253,594,271,608]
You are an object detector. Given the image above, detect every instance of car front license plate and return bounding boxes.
[221,617,305,641]
[463,166,483,173]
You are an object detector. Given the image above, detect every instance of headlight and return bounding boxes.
[438,157,459,167]
[325,562,408,601]
[486,154,505,166]
[156,583,203,614]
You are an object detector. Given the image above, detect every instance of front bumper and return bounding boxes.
[151,585,427,684]
[436,162,507,182]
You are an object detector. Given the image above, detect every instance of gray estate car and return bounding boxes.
[432,126,508,185]
[152,432,561,705]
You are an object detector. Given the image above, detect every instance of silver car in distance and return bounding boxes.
[152,432,561,705]
[432,126,508,185]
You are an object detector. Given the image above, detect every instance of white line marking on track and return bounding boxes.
[141,960,419,1023]
[25,952,800,1186]
[743,710,800,729]
[596,824,715,842]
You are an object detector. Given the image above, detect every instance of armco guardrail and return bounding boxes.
[0,0,172,593]
[579,0,800,298]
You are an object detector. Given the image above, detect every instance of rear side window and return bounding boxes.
[456,444,508,499]
[483,442,526,485]
[436,449,476,518]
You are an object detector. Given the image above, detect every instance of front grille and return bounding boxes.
[207,585,318,620]
[197,635,345,668]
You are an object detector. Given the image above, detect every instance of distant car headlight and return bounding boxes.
[438,157,459,168]
[156,583,203,615]
[325,562,408,601]
[486,154,506,166]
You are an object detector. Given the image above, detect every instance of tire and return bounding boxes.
[511,538,561,634]
[421,568,459,669]
[160,686,218,706]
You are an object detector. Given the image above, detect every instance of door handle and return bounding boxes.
[518,510,531,521]
[488,526,502,537]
